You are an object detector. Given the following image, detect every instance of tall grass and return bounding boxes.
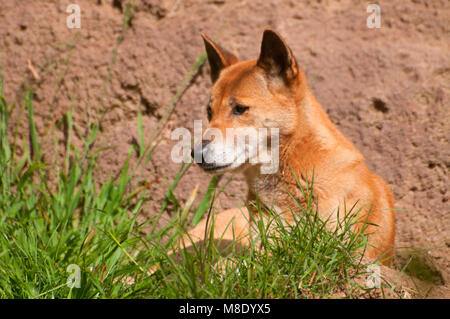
[0,79,376,298]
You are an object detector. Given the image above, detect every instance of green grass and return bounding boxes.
[0,78,377,298]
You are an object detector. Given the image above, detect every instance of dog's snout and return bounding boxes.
[191,140,211,162]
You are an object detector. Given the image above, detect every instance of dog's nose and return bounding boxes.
[191,140,211,162]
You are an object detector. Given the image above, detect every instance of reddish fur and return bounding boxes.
[177,30,395,266]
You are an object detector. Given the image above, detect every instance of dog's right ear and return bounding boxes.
[202,33,238,83]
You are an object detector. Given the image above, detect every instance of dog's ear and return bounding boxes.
[257,29,298,83]
[202,33,239,83]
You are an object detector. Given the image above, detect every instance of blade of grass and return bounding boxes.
[26,88,39,162]
[192,175,219,226]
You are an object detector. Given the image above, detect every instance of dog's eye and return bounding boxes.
[207,104,212,121]
[232,104,249,115]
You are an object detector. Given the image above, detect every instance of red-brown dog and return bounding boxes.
[180,29,395,265]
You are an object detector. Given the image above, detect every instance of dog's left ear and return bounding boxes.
[257,29,298,83]
[202,33,239,83]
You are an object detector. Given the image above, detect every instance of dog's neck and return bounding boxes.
[243,89,361,215]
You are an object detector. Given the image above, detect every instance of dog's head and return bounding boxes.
[192,29,307,174]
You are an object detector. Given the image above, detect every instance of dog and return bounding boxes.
[176,29,395,266]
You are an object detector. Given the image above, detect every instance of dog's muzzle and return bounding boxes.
[191,140,231,171]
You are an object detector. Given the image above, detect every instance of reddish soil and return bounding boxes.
[0,0,448,297]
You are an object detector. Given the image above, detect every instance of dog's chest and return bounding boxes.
[247,173,308,216]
